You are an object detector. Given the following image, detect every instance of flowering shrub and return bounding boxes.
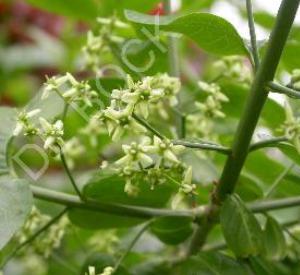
[1,0,300,274]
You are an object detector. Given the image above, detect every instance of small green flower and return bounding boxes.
[115,141,153,168]
[146,136,185,165]
[80,112,106,147]
[39,118,64,150]
[42,73,76,100]
[104,105,146,141]
[213,56,252,83]
[14,109,41,136]
[60,137,85,169]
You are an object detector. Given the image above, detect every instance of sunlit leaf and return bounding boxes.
[125,10,248,56]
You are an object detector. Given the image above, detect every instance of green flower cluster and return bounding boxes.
[187,81,229,140]
[15,207,69,258]
[114,136,186,196]
[82,17,130,72]
[82,74,181,143]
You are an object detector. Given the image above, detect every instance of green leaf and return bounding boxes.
[235,175,263,202]
[253,12,275,30]
[69,170,176,229]
[150,216,193,245]
[0,176,33,250]
[0,107,17,175]
[26,0,99,21]
[244,151,300,197]
[125,10,248,56]
[263,216,286,261]
[220,194,263,258]
[174,252,251,275]
[282,41,300,70]
[181,0,215,12]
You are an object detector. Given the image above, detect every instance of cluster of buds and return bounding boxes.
[59,137,85,169]
[42,73,98,106]
[15,207,69,258]
[80,111,107,146]
[291,69,300,90]
[280,102,300,153]
[37,215,69,257]
[82,16,130,72]
[171,166,197,209]
[103,105,146,141]
[179,166,197,195]
[196,81,229,119]
[213,56,252,84]
[86,266,114,275]
[187,81,229,140]
[15,206,49,244]
[114,136,185,195]
[88,230,119,254]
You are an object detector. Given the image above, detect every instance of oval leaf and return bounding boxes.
[69,170,176,229]
[0,176,33,250]
[150,216,193,245]
[125,10,248,56]
[220,194,263,258]
[263,216,286,261]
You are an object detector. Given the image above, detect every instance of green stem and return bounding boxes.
[216,0,300,202]
[189,0,300,255]
[134,112,231,154]
[249,195,300,212]
[1,207,68,268]
[181,114,186,139]
[172,140,231,155]
[246,0,260,70]
[114,220,152,273]
[249,136,288,152]
[267,81,300,99]
[60,148,85,201]
[30,185,300,224]
[30,185,197,219]
[132,113,166,140]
